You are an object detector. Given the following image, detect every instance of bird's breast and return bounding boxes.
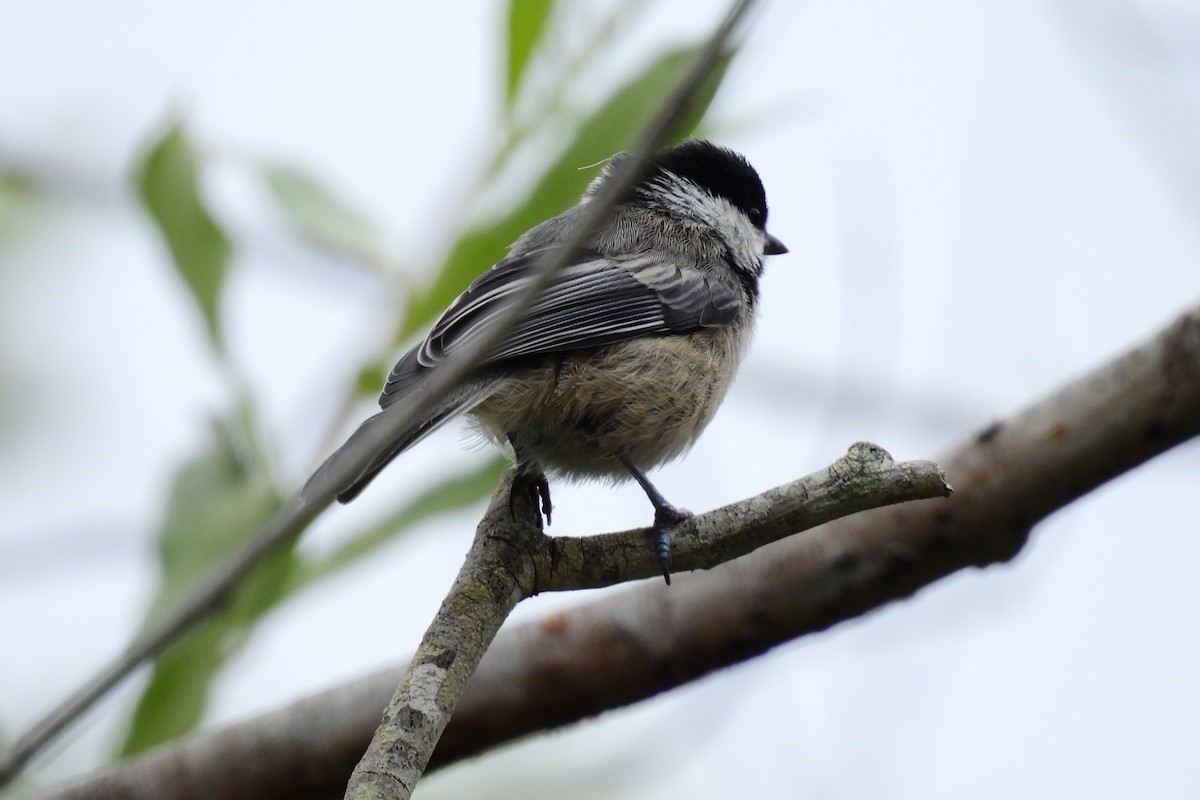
[469,323,750,480]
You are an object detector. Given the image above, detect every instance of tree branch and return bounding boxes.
[30,302,1200,800]
[538,442,948,589]
[341,483,535,799]
[342,444,947,799]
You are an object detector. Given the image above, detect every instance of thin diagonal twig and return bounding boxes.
[0,0,763,786]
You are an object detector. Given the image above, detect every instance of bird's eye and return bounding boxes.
[747,207,764,226]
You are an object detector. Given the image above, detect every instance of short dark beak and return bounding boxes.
[763,232,788,256]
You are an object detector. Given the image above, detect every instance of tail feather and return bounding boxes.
[301,389,485,504]
[332,416,431,504]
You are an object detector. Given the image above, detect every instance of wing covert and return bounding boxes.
[380,247,741,407]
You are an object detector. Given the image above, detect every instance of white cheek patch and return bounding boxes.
[648,175,764,277]
[723,208,766,275]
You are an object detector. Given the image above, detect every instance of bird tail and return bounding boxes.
[301,388,487,504]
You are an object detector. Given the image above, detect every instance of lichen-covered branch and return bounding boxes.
[342,490,537,799]
[341,444,946,799]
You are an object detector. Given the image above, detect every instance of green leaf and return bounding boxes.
[120,413,285,756]
[0,170,41,242]
[120,424,501,755]
[356,359,389,398]
[135,121,231,350]
[290,455,506,591]
[260,162,385,265]
[401,44,735,339]
[505,0,556,109]
[119,623,221,758]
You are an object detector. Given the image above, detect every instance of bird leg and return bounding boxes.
[620,456,690,585]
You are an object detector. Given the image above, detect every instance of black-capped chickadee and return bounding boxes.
[305,139,786,582]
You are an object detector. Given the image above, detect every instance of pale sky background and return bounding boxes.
[1,1,1199,798]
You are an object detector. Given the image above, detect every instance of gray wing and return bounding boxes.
[380,247,741,407]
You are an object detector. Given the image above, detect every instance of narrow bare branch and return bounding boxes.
[31,302,1199,800]
[538,442,947,589]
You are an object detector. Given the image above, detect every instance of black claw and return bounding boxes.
[652,505,691,585]
[537,479,552,527]
[510,469,552,530]
[655,528,673,584]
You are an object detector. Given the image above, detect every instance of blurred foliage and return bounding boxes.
[260,162,387,268]
[505,0,557,111]
[400,45,733,342]
[119,410,503,756]
[0,170,41,243]
[0,171,43,448]
[121,412,284,756]
[116,0,737,759]
[288,454,507,592]
[135,122,231,351]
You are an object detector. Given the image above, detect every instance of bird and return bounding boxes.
[304,139,787,583]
